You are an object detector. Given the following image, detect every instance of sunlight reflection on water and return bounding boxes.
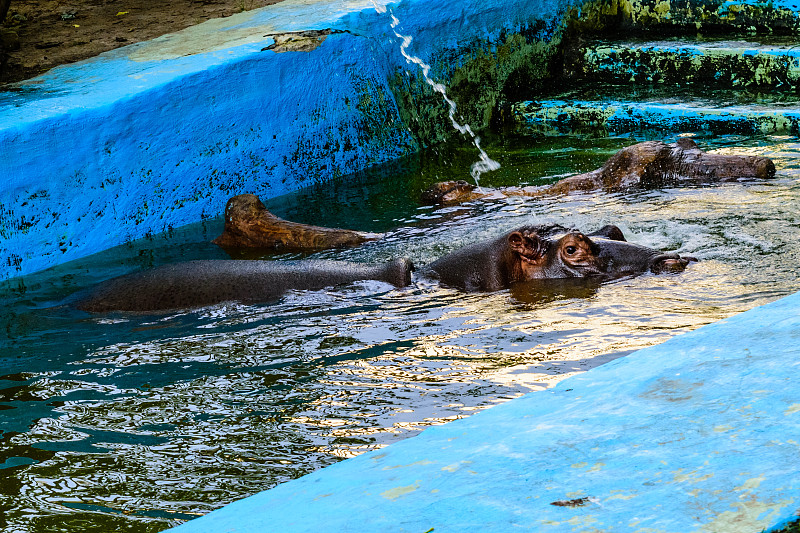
[1,132,799,531]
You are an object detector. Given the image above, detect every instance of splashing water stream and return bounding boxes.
[371,0,501,186]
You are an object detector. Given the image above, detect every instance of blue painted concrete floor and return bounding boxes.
[170,289,800,531]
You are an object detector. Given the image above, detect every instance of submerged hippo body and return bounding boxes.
[425,224,694,291]
[422,139,776,205]
[73,258,413,313]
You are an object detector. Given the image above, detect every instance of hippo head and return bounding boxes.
[506,224,696,282]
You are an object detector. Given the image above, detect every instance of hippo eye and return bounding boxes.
[565,245,578,255]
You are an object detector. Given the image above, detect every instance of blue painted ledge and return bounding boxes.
[170,290,800,532]
[514,97,800,135]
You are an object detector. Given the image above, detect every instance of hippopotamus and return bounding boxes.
[422,139,776,205]
[72,224,693,312]
[71,258,413,313]
[424,224,695,291]
[213,194,381,251]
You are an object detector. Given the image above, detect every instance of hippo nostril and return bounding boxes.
[650,252,679,263]
[650,253,696,273]
[656,259,688,273]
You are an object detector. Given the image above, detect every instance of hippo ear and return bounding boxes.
[508,231,545,260]
[587,225,627,242]
[675,137,700,151]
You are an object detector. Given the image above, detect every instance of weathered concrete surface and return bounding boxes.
[572,0,800,35]
[572,39,800,89]
[514,96,800,135]
[0,0,577,281]
[516,36,800,136]
[169,289,800,532]
[5,0,800,281]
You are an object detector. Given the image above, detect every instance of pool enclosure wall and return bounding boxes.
[0,0,572,280]
[5,0,800,280]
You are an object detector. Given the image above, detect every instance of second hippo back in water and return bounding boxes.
[72,258,413,313]
[424,224,695,292]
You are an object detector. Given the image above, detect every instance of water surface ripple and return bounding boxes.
[1,133,799,531]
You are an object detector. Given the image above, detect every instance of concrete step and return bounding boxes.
[512,86,800,135]
[567,37,800,90]
[579,0,800,36]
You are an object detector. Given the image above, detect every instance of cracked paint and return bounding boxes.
[699,496,795,532]
[380,480,421,500]
[784,403,800,415]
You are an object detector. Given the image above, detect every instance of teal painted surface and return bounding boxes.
[170,289,800,532]
[578,39,800,89]
[514,96,800,135]
[0,0,577,280]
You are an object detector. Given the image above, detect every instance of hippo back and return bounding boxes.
[73,258,413,313]
[424,236,510,291]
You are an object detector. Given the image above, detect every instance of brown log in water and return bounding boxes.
[213,194,381,251]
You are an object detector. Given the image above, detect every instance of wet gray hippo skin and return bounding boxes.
[73,258,413,313]
[73,226,689,312]
[424,224,695,292]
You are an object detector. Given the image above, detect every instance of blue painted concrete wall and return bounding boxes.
[169,289,800,533]
[5,0,800,280]
[0,0,576,280]
[1,34,413,276]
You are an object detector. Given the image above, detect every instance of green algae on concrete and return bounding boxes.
[576,39,800,89]
[387,24,564,147]
[572,0,800,35]
[513,96,800,135]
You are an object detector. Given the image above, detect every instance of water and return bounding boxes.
[1,131,800,532]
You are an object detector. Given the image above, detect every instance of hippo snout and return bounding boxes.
[755,157,777,181]
[649,253,698,273]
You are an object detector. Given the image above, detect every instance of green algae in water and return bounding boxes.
[1,132,800,532]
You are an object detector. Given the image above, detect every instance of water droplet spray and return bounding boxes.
[371,1,500,188]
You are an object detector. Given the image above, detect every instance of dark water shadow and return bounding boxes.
[508,278,602,305]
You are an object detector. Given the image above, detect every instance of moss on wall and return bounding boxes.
[578,43,800,89]
[574,0,800,35]
[383,0,800,149]
[387,22,565,147]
